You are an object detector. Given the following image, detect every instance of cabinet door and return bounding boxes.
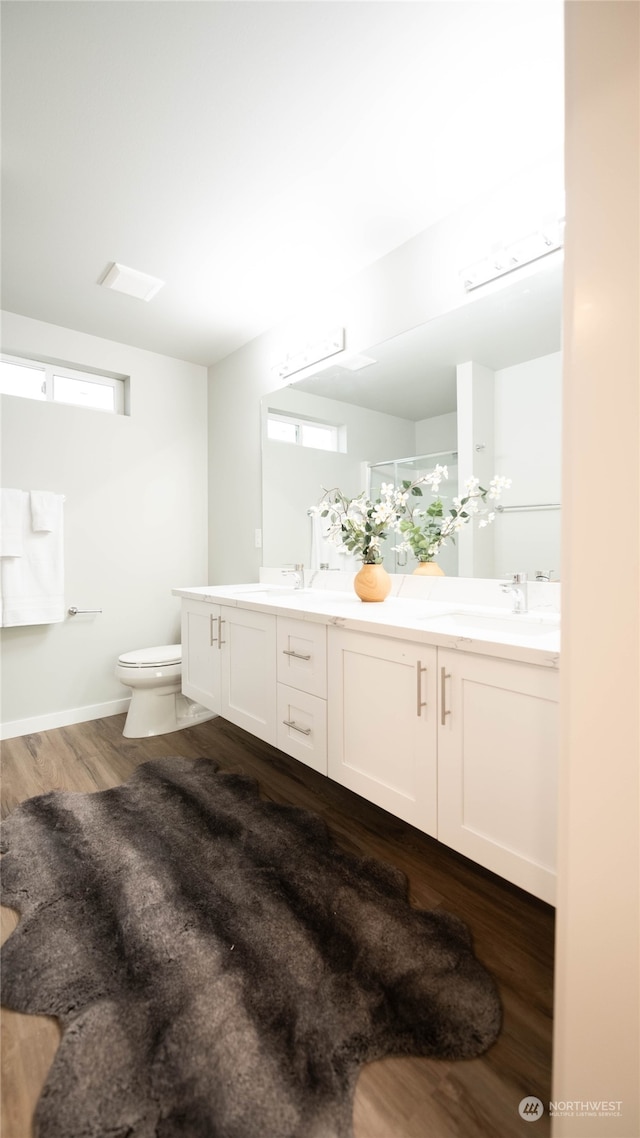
[219,606,277,744]
[328,629,437,835]
[180,600,221,713]
[437,649,559,904]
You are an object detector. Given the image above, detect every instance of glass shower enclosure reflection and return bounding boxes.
[367,450,459,575]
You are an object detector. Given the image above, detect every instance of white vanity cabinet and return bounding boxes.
[276,617,328,773]
[437,649,559,903]
[181,599,222,712]
[327,629,438,836]
[180,600,277,744]
[177,588,560,903]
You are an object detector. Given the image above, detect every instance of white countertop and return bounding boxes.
[172,583,561,668]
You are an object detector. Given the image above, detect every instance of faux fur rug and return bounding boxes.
[1,756,501,1138]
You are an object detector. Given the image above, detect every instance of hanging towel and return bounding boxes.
[309,512,358,571]
[30,490,61,532]
[0,492,65,626]
[0,489,25,557]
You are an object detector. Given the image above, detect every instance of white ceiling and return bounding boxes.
[1,1,564,367]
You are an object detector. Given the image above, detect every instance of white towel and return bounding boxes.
[0,492,65,626]
[310,512,358,571]
[0,489,25,557]
[30,490,60,532]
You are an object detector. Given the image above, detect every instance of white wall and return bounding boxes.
[414,411,458,455]
[456,360,496,579]
[494,351,562,579]
[0,311,208,735]
[553,4,639,1135]
[261,386,415,567]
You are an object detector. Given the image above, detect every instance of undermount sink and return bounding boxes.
[422,611,560,638]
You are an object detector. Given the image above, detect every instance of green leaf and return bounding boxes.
[411,486,423,496]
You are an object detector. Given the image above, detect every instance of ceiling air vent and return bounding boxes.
[100,263,165,302]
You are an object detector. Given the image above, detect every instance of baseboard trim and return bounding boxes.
[0,698,131,741]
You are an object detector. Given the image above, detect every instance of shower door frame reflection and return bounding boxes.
[367,450,459,575]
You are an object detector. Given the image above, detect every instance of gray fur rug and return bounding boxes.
[1,756,502,1138]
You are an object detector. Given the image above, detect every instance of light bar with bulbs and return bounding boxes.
[271,328,345,381]
[460,222,564,291]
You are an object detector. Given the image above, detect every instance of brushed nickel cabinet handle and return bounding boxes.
[440,666,451,726]
[210,613,217,646]
[416,661,427,716]
[218,616,225,647]
[282,649,312,661]
[282,719,312,736]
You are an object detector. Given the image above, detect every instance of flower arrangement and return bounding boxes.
[394,466,512,564]
[312,466,511,568]
[312,482,408,564]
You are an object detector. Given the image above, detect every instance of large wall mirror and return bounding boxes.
[261,258,562,580]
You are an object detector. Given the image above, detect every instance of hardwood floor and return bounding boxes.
[1,714,555,1138]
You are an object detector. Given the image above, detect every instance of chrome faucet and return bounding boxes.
[500,572,528,613]
[282,563,305,589]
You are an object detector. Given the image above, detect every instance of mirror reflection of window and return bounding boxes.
[266,411,342,452]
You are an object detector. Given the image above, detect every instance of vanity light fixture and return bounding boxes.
[99,262,165,302]
[460,220,564,292]
[271,328,345,382]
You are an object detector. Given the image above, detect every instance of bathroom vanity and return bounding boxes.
[173,581,560,904]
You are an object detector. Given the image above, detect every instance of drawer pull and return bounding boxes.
[210,613,217,646]
[218,616,225,647]
[440,666,451,725]
[416,661,427,716]
[282,649,311,661]
[282,719,312,736]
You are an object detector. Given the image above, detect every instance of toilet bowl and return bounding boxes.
[115,644,216,738]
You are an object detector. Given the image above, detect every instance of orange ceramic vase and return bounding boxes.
[353,562,392,602]
[412,561,445,577]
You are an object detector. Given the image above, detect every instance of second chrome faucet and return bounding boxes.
[281,563,305,590]
[500,572,528,613]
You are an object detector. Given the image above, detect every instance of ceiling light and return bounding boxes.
[100,263,165,302]
[460,220,564,292]
[272,328,345,382]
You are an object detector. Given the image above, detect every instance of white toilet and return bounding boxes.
[115,644,216,738]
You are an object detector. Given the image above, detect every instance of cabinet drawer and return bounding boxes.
[276,618,327,698]
[277,683,327,774]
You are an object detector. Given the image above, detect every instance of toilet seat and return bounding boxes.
[118,645,182,669]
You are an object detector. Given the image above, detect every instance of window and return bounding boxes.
[267,411,343,452]
[0,354,127,414]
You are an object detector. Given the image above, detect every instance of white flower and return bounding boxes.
[464,475,481,494]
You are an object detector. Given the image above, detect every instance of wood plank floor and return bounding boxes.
[1,714,555,1138]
